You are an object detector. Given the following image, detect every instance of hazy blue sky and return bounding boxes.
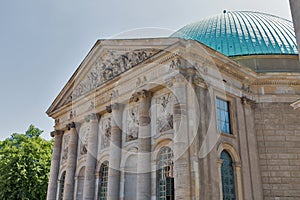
[0,0,293,140]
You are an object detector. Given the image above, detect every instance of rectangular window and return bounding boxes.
[216,98,232,134]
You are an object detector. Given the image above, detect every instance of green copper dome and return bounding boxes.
[171,11,298,57]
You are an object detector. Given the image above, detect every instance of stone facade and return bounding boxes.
[255,103,300,199]
[46,37,300,200]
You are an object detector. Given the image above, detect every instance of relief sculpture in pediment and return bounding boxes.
[71,49,158,100]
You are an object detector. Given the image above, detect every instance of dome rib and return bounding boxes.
[246,12,277,53]
[257,13,286,52]
[171,11,299,57]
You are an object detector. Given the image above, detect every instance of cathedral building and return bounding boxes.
[46,10,300,200]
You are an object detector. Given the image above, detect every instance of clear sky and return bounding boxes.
[0,0,293,140]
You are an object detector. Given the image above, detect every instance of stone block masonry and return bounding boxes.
[255,103,300,199]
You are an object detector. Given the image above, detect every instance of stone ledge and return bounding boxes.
[291,99,300,110]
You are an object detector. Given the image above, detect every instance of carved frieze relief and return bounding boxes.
[111,89,119,99]
[136,76,147,87]
[71,49,158,100]
[169,57,181,71]
[242,84,251,93]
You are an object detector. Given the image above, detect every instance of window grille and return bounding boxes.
[221,151,236,200]
[98,161,109,200]
[157,147,174,200]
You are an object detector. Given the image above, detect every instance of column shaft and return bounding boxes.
[63,123,78,200]
[173,76,192,199]
[107,104,123,200]
[83,114,99,200]
[136,90,152,200]
[47,131,63,200]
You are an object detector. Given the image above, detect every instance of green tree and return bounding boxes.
[0,125,53,200]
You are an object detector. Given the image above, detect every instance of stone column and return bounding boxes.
[107,103,123,200]
[47,130,63,200]
[63,122,79,200]
[136,90,152,200]
[172,75,192,199]
[83,114,99,200]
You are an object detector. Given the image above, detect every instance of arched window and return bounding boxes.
[98,161,109,200]
[221,150,236,200]
[157,147,174,200]
[58,171,66,200]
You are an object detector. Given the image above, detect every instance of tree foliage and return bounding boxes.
[0,125,53,200]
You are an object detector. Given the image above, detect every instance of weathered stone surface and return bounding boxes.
[255,103,300,199]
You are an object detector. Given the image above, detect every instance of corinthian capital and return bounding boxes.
[50,130,64,137]
[241,96,255,107]
[66,122,78,130]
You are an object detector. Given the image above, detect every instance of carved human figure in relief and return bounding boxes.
[127,106,139,141]
[169,58,181,70]
[157,93,174,133]
[103,68,113,80]
[62,134,70,161]
[102,118,111,148]
[71,49,156,100]
[80,127,89,155]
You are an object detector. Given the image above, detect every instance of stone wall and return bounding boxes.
[255,103,300,199]
[290,0,300,54]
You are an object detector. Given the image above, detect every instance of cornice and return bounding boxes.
[253,79,300,86]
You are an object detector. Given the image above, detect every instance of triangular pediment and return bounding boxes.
[46,38,182,116]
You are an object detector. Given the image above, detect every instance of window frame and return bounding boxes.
[215,95,237,137]
[220,150,236,200]
[216,97,232,134]
[98,161,109,200]
[156,147,174,200]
